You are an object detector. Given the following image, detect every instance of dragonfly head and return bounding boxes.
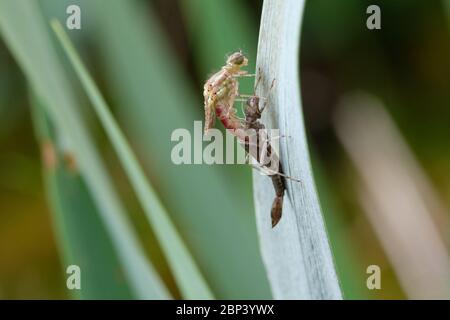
[226,51,248,69]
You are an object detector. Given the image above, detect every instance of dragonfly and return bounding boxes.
[203,51,253,137]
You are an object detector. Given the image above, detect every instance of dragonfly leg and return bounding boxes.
[249,161,301,183]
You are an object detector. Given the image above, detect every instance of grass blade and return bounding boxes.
[51,19,213,300]
[253,0,342,299]
[30,95,133,299]
[84,0,271,298]
[0,0,169,299]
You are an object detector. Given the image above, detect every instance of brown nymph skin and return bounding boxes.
[244,96,286,228]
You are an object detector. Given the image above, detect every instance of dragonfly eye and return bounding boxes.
[227,52,246,66]
[233,56,244,65]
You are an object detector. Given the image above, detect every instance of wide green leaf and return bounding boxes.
[252,0,341,299]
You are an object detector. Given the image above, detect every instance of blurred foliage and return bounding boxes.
[302,0,450,299]
[30,95,133,299]
[0,0,448,299]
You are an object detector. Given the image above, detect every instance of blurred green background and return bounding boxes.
[0,0,449,299]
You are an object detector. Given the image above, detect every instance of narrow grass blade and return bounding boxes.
[30,95,133,299]
[51,20,213,300]
[0,0,169,299]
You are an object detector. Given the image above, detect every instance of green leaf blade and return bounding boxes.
[0,0,170,299]
[50,19,213,300]
[84,0,271,299]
